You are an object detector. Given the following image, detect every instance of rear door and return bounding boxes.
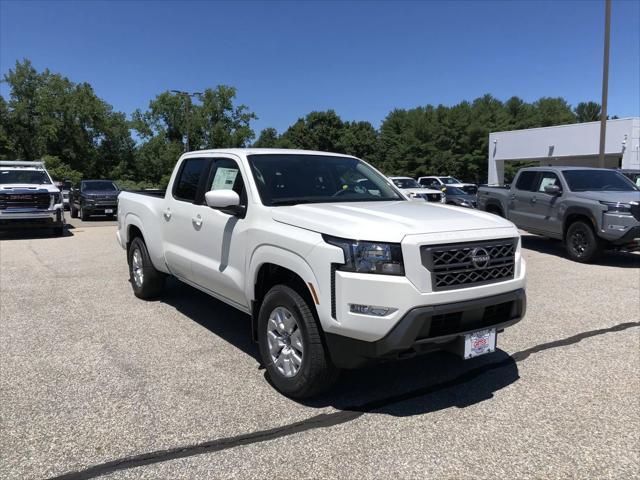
[528,171,564,236]
[162,157,213,280]
[508,171,538,228]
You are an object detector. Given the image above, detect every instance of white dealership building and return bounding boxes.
[488,117,640,184]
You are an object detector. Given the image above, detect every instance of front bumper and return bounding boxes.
[325,289,526,368]
[83,204,117,215]
[599,212,640,244]
[0,208,64,229]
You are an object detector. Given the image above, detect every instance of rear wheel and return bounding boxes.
[258,285,339,399]
[565,220,603,263]
[70,204,78,218]
[128,237,165,299]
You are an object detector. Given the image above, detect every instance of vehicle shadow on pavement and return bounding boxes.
[160,279,519,417]
[0,226,75,240]
[521,234,640,268]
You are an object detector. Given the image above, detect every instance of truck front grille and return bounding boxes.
[421,238,516,291]
[0,192,52,210]
[425,193,441,202]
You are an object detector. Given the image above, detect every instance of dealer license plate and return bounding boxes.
[105,209,113,214]
[463,329,496,359]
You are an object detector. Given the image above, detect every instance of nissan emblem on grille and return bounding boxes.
[470,247,491,269]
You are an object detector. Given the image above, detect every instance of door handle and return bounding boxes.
[530,197,537,203]
[163,208,172,220]
[510,194,516,200]
[192,214,203,228]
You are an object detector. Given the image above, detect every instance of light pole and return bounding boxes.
[598,0,611,168]
[170,90,203,152]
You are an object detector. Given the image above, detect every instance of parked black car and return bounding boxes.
[441,186,477,208]
[70,180,120,220]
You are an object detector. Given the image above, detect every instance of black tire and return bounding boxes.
[487,206,504,217]
[80,205,89,221]
[127,236,166,299]
[70,204,78,218]
[258,285,339,399]
[565,220,603,263]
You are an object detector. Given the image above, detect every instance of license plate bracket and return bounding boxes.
[463,328,496,359]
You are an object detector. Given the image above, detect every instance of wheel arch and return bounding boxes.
[248,246,321,342]
[563,206,598,239]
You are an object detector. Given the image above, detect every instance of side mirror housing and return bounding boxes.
[204,190,245,216]
[544,184,562,195]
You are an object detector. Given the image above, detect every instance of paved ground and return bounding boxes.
[1,216,639,479]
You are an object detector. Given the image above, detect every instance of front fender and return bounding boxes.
[247,244,320,304]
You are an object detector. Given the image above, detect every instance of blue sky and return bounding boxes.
[1,0,639,135]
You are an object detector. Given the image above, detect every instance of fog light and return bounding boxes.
[349,304,391,316]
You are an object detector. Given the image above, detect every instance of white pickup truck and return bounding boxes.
[117,149,526,398]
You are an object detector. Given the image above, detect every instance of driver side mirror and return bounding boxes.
[544,184,562,195]
[204,190,245,216]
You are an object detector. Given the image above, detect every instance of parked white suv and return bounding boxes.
[117,149,526,398]
[389,176,443,202]
[0,161,65,235]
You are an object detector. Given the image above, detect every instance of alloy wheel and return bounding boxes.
[267,306,304,377]
[131,248,144,288]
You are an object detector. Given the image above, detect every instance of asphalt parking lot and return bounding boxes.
[1,216,639,479]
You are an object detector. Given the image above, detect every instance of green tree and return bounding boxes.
[574,101,601,122]
[253,127,280,148]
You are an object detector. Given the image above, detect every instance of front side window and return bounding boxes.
[173,158,211,202]
[0,169,51,185]
[207,158,246,199]
[563,170,638,192]
[515,171,538,191]
[537,172,561,193]
[248,154,403,206]
[440,177,462,184]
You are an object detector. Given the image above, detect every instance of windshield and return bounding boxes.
[82,181,118,192]
[0,169,51,185]
[444,186,466,195]
[247,154,404,206]
[440,177,462,184]
[563,170,637,192]
[392,178,421,189]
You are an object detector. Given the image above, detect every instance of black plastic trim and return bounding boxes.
[325,289,526,369]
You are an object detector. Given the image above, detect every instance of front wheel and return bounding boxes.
[128,237,166,299]
[70,204,78,218]
[258,285,339,399]
[565,220,603,263]
[80,206,89,221]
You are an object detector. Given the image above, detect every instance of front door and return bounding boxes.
[529,171,564,237]
[190,157,249,309]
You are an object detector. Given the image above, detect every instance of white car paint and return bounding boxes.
[389,176,443,202]
[117,149,526,345]
[417,175,477,192]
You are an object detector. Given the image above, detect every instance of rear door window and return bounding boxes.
[173,158,212,203]
[515,171,538,191]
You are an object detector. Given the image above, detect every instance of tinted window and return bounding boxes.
[440,177,462,184]
[173,158,210,202]
[515,171,538,191]
[82,181,118,191]
[0,170,51,184]
[563,170,637,192]
[248,154,403,206]
[537,172,561,193]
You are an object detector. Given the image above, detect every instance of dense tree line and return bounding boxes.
[0,60,606,187]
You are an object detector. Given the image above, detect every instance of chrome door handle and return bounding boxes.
[531,197,537,203]
[163,208,171,220]
[510,194,516,200]
[192,214,202,228]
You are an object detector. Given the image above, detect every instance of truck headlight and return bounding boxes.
[51,193,62,205]
[601,201,633,214]
[324,235,405,276]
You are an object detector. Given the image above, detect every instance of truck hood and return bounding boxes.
[271,201,515,242]
[0,184,60,193]
[572,191,640,204]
